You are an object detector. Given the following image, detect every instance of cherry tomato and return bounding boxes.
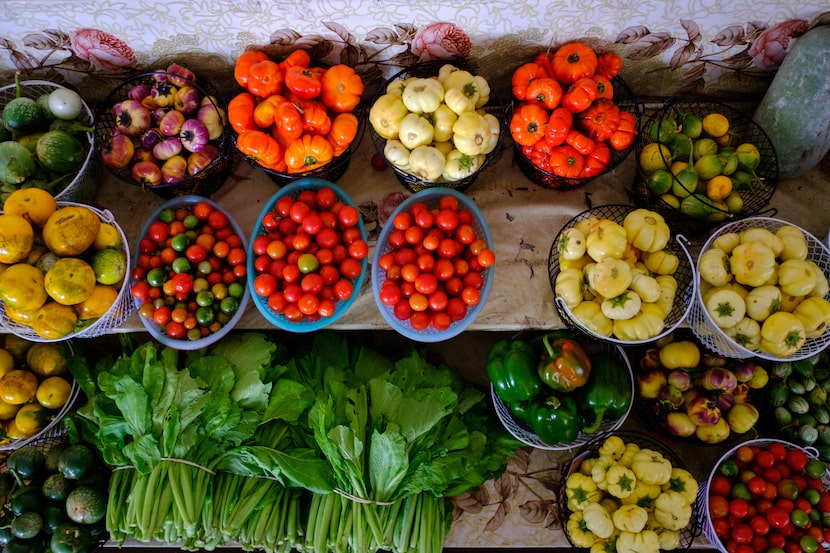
[750,514,771,535]
[756,451,776,470]
[207,209,229,229]
[730,498,751,519]
[731,523,754,544]
[748,476,768,496]
[316,187,337,208]
[767,508,792,529]
[337,205,360,227]
[786,449,809,472]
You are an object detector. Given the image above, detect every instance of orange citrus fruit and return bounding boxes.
[3,188,57,227]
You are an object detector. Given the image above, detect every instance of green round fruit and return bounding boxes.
[58,444,94,480]
[51,523,91,553]
[11,512,42,540]
[42,473,73,501]
[89,247,127,286]
[646,169,673,195]
[65,485,106,525]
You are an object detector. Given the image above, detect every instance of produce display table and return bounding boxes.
[68,100,830,551]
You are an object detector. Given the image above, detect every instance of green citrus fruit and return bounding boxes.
[89,247,127,285]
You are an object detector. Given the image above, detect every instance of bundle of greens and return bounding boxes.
[70,331,520,553]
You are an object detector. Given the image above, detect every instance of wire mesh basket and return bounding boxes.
[701,438,828,553]
[558,430,703,552]
[491,340,633,450]
[0,342,79,452]
[368,61,507,193]
[630,98,779,237]
[94,71,232,198]
[0,202,135,341]
[548,204,696,345]
[514,76,640,191]
[0,79,97,204]
[689,216,830,361]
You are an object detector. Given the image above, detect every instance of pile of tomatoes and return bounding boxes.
[376,193,494,332]
[509,41,637,180]
[131,201,246,342]
[249,186,367,323]
[229,48,363,175]
[708,441,830,553]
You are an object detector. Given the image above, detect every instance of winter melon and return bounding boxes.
[753,24,830,178]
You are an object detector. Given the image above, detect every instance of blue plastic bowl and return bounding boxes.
[246,178,368,332]
[132,195,250,350]
[371,188,494,342]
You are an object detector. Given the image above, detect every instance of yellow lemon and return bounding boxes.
[0,398,20,420]
[3,188,57,227]
[36,376,72,409]
[639,143,672,174]
[33,302,78,340]
[73,284,118,320]
[14,402,49,436]
[0,213,34,264]
[26,342,68,377]
[702,113,730,138]
[93,222,123,250]
[0,263,48,311]
[0,348,14,379]
[0,369,38,405]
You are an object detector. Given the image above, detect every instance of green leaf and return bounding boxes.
[216,446,336,494]
[123,433,161,474]
[368,425,408,501]
[263,379,315,423]
[113,375,151,438]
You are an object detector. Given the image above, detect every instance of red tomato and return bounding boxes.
[767,508,792,529]
[768,443,788,462]
[337,205,360,227]
[756,451,776,470]
[749,477,768,496]
[207,209,228,230]
[379,283,401,306]
[435,209,459,231]
[731,523,754,544]
[438,194,459,212]
[148,221,170,243]
[254,273,277,297]
[316,187,337,208]
[751,515,771,535]
[430,312,452,331]
[730,498,751,519]
[712,517,732,539]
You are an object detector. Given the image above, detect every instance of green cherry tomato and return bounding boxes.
[158,208,176,224]
[170,233,190,252]
[220,296,239,315]
[187,328,201,341]
[791,508,810,528]
[804,488,821,506]
[146,267,166,287]
[171,257,191,274]
[197,260,212,275]
[731,482,752,501]
[196,291,214,307]
[227,282,244,299]
[800,534,820,553]
[297,253,320,274]
[183,214,200,230]
[805,458,826,480]
[195,306,214,326]
[719,459,740,478]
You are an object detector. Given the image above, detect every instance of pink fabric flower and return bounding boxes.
[71,28,137,71]
[749,19,810,69]
[411,22,472,61]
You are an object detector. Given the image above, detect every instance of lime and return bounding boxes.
[693,137,719,161]
[694,153,724,180]
[702,112,730,137]
[724,192,743,214]
[639,143,672,174]
[646,170,673,194]
[89,247,127,285]
[718,150,739,175]
[667,132,692,161]
[735,142,761,171]
[680,113,703,138]
[648,117,678,143]
[672,166,699,198]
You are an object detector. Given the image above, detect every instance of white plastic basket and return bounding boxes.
[701,438,830,553]
[491,341,634,450]
[689,216,830,361]
[549,204,697,346]
[0,79,97,203]
[0,202,135,341]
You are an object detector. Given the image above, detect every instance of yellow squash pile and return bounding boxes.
[555,208,681,341]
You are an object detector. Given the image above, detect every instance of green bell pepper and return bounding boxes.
[486,338,542,404]
[529,394,579,444]
[537,333,592,393]
[578,350,632,434]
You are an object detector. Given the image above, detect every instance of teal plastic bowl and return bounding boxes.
[371,187,494,342]
[132,195,250,350]
[246,178,368,332]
